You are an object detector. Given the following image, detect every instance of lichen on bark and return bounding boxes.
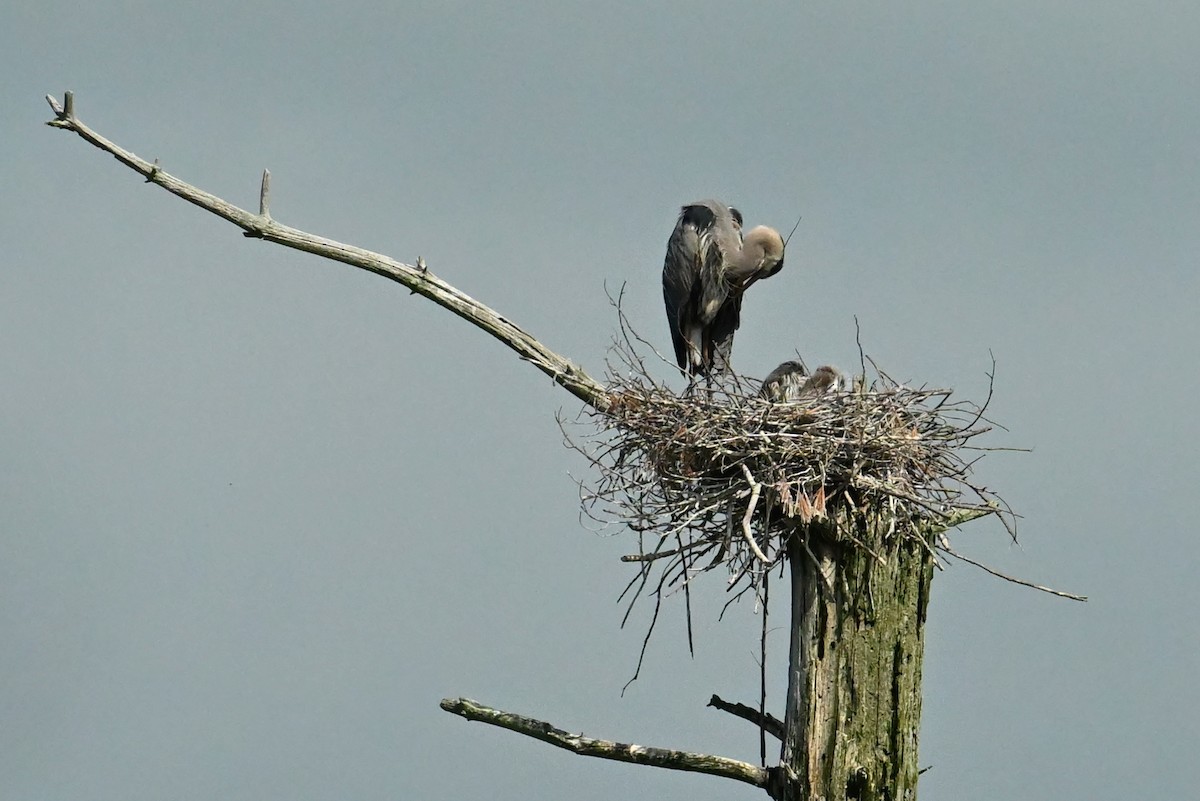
[777,510,937,801]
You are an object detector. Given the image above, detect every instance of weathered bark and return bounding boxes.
[774,512,934,801]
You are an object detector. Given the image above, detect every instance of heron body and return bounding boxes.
[662,200,785,377]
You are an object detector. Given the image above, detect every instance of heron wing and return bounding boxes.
[662,209,704,369]
[663,202,728,371]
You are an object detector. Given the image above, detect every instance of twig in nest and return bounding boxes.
[740,465,771,564]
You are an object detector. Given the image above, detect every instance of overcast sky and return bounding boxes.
[4,2,1198,800]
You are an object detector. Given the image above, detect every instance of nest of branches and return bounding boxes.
[561,314,1016,623]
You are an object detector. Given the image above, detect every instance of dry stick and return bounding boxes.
[739,464,771,563]
[607,283,677,376]
[620,540,708,563]
[43,92,609,412]
[707,694,785,742]
[622,574,666,695]
[441,697,768,789]
[679,530,695,657]
[721,581,757,619]
[938,540,1087,602]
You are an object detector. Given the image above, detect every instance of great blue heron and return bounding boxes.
[760,361,845,402]
[662,200,785,377]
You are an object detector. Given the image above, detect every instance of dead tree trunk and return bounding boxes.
[774,513,934,801]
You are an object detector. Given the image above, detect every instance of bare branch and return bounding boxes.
[938,542,1087,602]
[707,694,785,742]
[43,92,610,411]
[440,697,769,789]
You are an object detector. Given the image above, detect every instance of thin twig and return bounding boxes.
[938,542,1087,602]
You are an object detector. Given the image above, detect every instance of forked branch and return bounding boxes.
[43,91,610,411]
[440,697,769,789]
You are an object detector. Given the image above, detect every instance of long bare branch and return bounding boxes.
[43,91,610,411]
[440,697,768,789]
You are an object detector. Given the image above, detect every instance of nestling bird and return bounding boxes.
[759,360,808,402]
[760,361,845,402]
[662,200,785,377]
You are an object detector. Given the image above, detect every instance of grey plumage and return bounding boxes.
[662,200,785,376]
[759,360,808,402]
[761,362,845,402]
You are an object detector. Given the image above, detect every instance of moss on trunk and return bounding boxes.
[773,510,936,801]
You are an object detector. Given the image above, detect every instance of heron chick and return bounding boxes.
[760,362,845,402]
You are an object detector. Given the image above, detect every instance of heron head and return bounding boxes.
[744,225,785,278]
[807,365,846,394]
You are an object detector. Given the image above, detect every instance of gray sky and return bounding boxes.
[4,2,1198,799]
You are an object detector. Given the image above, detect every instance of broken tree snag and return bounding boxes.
[42,92,610,412]
[707,694,785,742]
[779,512,936,801]
[440,697,769,789]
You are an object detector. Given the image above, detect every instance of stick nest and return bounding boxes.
[561,323,1015,610]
